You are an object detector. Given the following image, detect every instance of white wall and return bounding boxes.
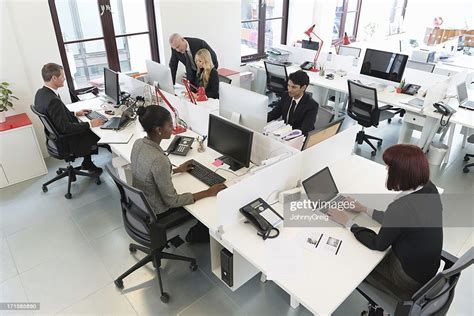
[156,0,241,74]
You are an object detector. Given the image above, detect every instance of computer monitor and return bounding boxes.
[219,83,268,133]
[145,60,174,95]
[360,48,408,84]
[104,68,120,104]
[208,114,253,171]
[302,118,344,150]
[302,39,319,51]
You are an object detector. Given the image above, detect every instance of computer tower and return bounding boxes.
[220,248,233,287]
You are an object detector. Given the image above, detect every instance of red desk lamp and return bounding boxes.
[304,24,324,72]
[182,78,208,102]
[155,87,187,134]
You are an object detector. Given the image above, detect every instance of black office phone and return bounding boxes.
[401,84,421,96]
[300,61,314,70]
[166,136,194,156]
[239,198,281,240]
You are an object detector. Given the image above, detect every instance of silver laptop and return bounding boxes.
[457,82,474,110]
[302,167,358,220]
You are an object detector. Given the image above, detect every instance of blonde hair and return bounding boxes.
[195,48,214,88]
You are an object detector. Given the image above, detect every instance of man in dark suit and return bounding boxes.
[34,63,105,174]
[267,70,319,135]
[168,33,218,85]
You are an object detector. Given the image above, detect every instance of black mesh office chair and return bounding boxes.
[105,164,197,303]
[218,74,232,84]
[347,80,397,156]
[357,248,473,315]
[462,134,474,173]
[264,61,288,100]
[30,105,101,199]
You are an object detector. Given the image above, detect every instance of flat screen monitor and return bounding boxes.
[208,114,253,171]
[302,39,319,51]
[360,48,408,83]
[104,68,120,104]
[219,82,268,133]
[145,60,174,95]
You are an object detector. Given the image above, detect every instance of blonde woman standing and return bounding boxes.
[194,48,219,99]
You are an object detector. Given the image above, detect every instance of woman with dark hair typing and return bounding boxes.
[328,144,443,300]
[131,106,226,218]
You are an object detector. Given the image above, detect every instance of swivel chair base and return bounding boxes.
[114,240,197,303]
[356,129,382,157]
[463,153,474,173]
[41,162,101,199]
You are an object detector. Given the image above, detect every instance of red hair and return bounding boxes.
[383,144,429,191]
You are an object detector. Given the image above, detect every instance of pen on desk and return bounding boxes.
[202,135,207,142]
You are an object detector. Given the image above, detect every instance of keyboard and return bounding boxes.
[188,160,226,186]
[86,111,108,121]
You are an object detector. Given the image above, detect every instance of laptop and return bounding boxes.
[101,106,134,130]
[302,167,358,220]
[456,82,474,110]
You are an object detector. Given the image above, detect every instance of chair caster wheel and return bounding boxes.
[371,151,376,157]
[464,156,470,162]
[114,279,124,289]
[96,178,101,185]
[65,193,72,199]
[160,293,170,303]
[463,167,470,173]
[377,141,382,147]
[129,244,137,253]
[56,170,62,175]
[388,118,392,124]
[190,263,198,271]
[42,186,48,193]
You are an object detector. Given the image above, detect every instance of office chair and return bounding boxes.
[357,248,473,316]
[314,106,335,130]
[264,61,288,100]
[406,60,436,73]
[30,105,101,199]
[105,164,197,303]
[302,117,345,150]
[462,134,474,173]
[347,80,396,156]
[218,74,232,84]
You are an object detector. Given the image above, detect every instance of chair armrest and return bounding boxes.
[441,250,458,269]
[379,105,393,111]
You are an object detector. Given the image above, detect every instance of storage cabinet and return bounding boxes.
[0,113,47,188]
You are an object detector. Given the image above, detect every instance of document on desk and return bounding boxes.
[302,232,343,256]
[98,133,133,144]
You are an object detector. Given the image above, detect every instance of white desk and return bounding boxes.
[222,155,392,315]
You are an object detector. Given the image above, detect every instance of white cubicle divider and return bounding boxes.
[250,131,299,166]
[300,125,359,178]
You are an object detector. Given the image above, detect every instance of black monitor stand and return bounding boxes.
[219,156,244,171]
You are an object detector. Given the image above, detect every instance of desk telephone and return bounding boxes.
[239,198,281,240]
[300,61,314,71]
[166,136,194,156]
[433,102,455,116]
[401,84,421,96]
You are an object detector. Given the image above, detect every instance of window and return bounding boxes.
[332,0,362,44]
[49,0,159,94]
[388,0,408,35]
[241,0,289,62]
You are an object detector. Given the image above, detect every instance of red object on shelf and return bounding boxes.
[0,113,32,132]
[217,68,239,77]
[343,32,351,45]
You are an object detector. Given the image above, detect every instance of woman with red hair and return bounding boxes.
[329,144,443,300]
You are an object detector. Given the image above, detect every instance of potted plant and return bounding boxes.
[0,82,18,123]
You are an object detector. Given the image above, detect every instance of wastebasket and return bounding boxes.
[427,142,449,165]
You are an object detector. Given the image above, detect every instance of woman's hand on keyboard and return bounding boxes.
[173,160,195,173]
[90,118,105,127]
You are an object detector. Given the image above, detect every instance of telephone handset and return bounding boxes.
[239,198,281,240]
[433,102,455,116]
[300,61,314,71]
[401,83,421,95]
[166,136,195,156]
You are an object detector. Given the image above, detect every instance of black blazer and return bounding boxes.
[196,67,219,99]
[267,92,319,135]
[34,86,99,156]
[169,37,219,84]
[351,181,443,285]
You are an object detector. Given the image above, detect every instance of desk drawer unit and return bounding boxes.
[403,111,426,127]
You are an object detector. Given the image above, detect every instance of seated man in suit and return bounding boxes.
[168,33,218,85]
[34,63,105,174]
[267,70,319,135]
